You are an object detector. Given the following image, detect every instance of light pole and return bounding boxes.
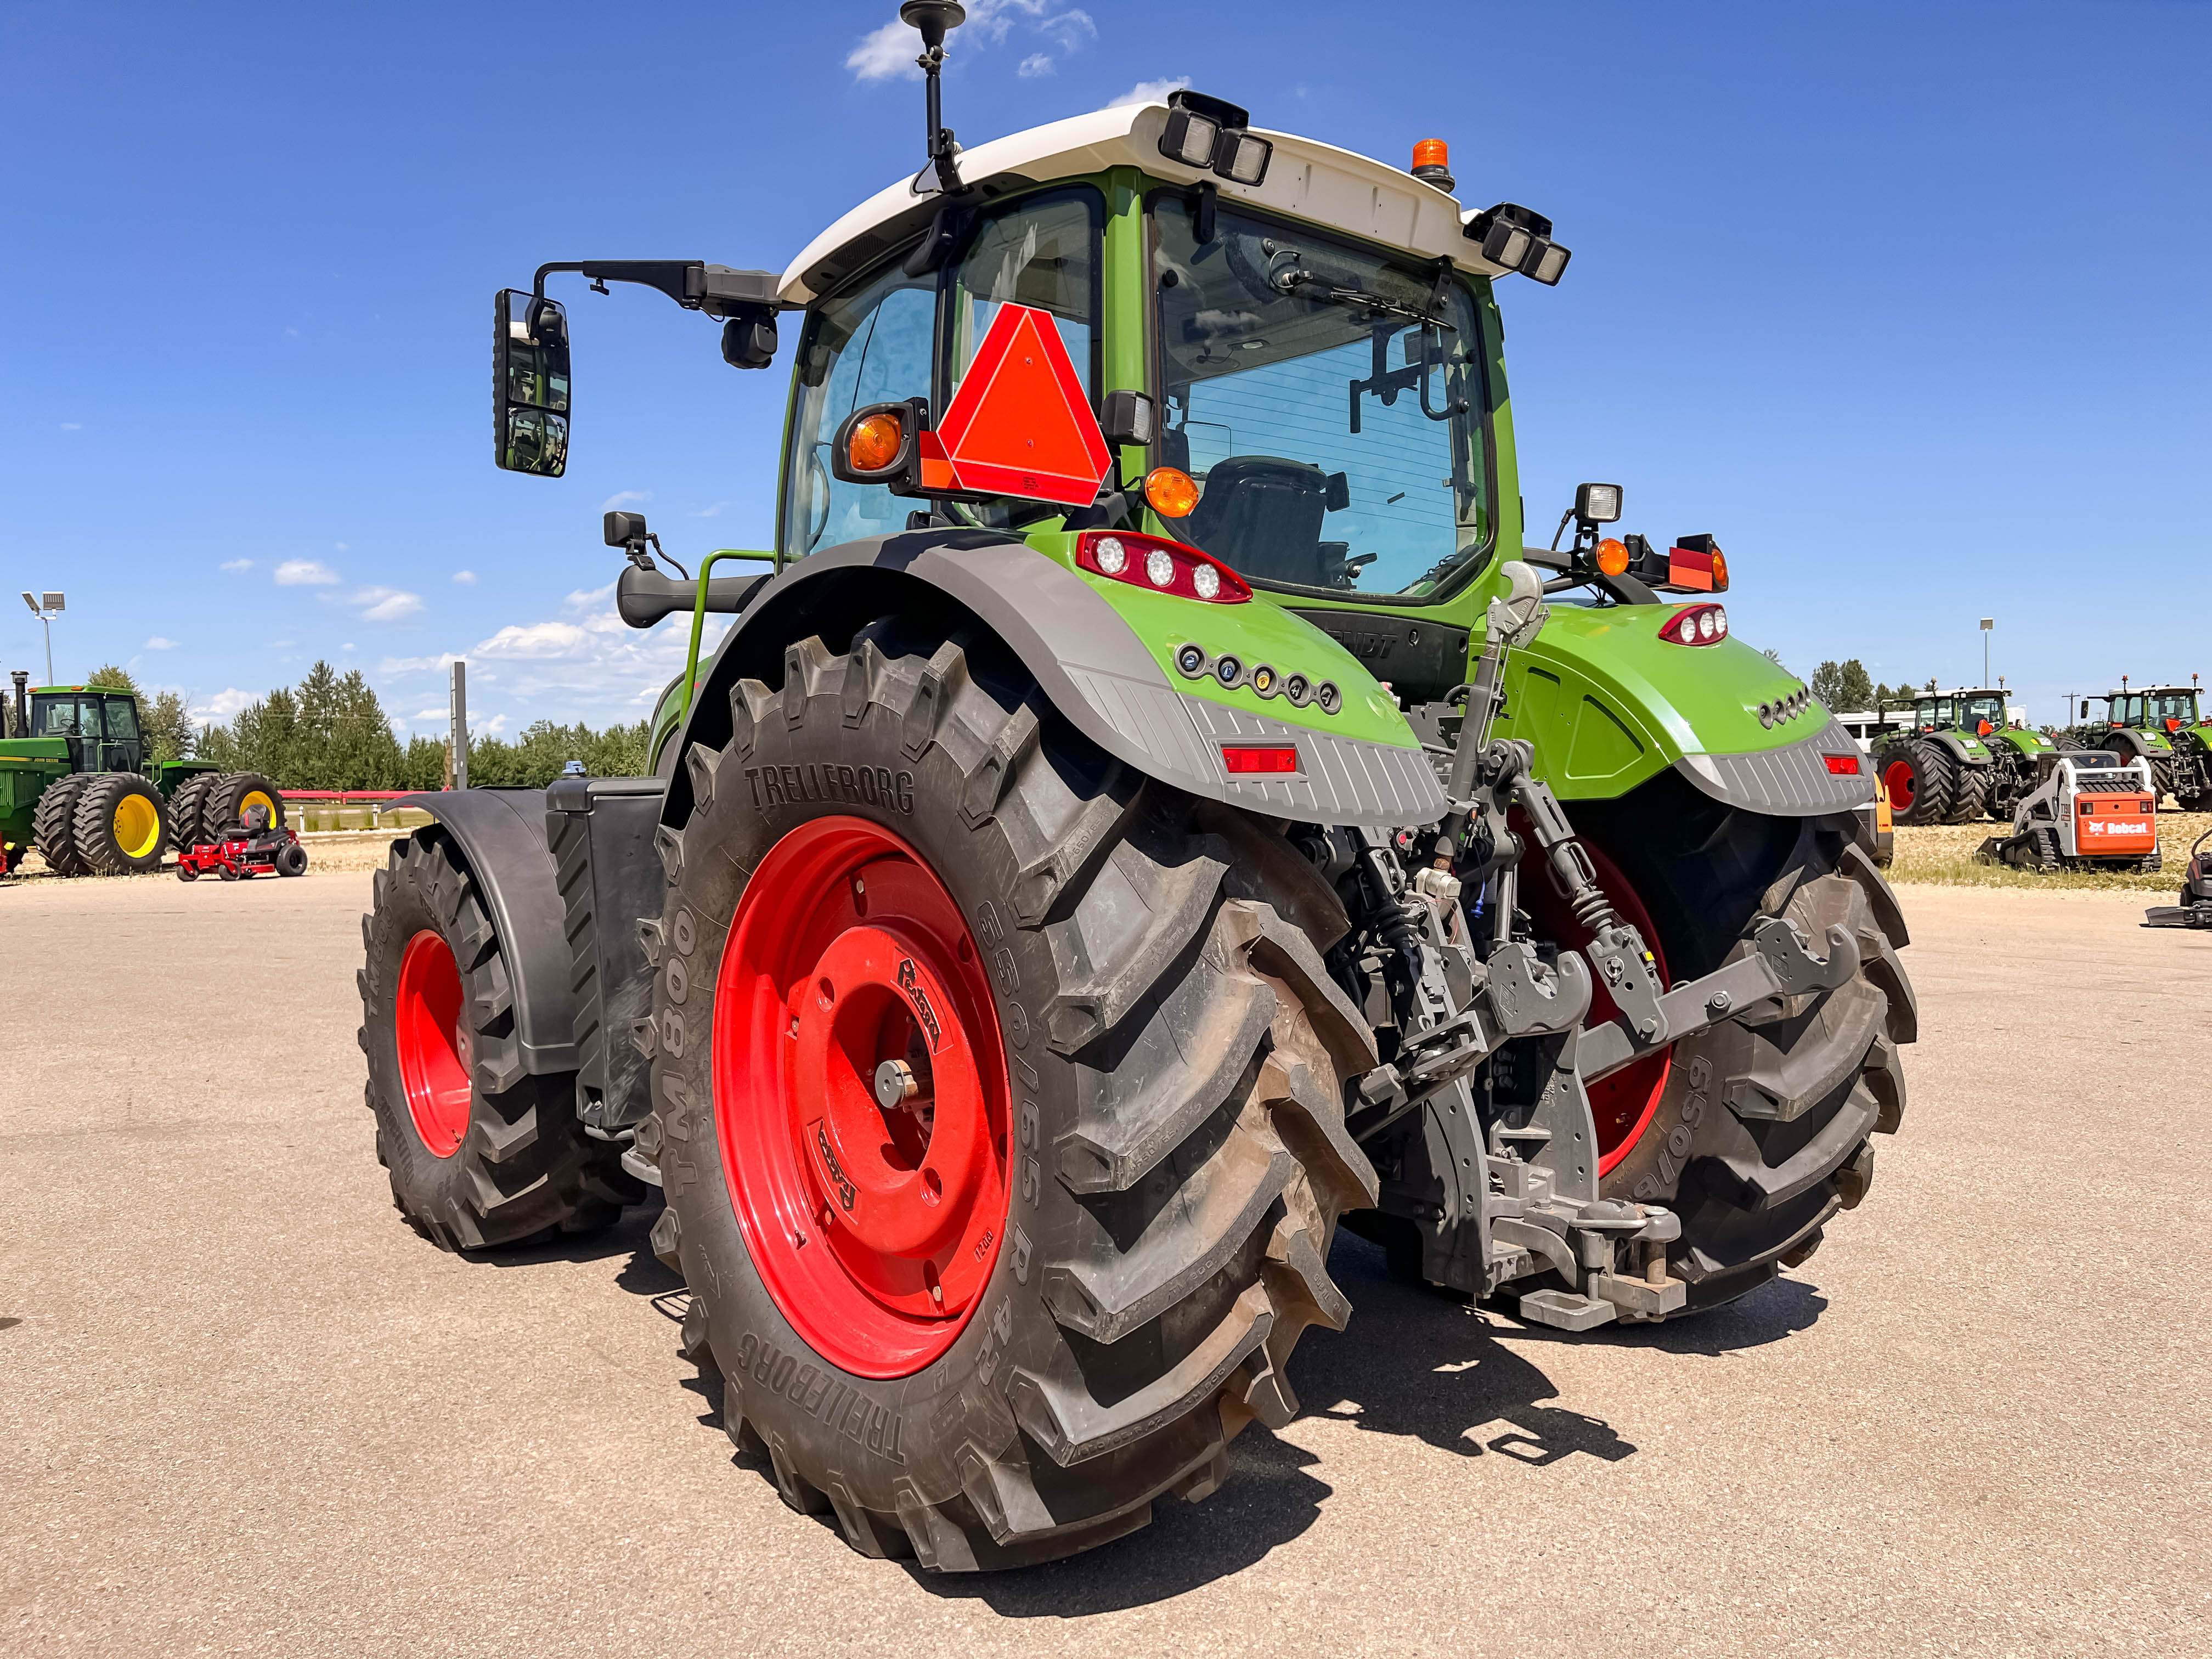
[19,591,64,683]
[1979,617,1993,688]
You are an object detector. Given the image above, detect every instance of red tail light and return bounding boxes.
[1222,745,1299,775]
[1823,753,1863,776]
[1658,603,1728,646]
[1077,531,1250,603]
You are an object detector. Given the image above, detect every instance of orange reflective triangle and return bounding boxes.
[935,304,1112,507]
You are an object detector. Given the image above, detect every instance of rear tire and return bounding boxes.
[275,841,308,877]
[166,772,217,851]
[33,776,93,876]
[74,775,169,875]
[647,625,1375,1570]
[358,828,644,1250]
[1877,740,1954,825]
[201,771,286,836]
[1578,777,1914,1313]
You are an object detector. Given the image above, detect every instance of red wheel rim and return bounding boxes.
[1515,833,1671,1176]
[1883,759,1916,812]
[396,929,471,1158]
[713,816,1011,1379]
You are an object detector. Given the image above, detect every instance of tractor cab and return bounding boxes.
[2098,683,2203,736]
[26,686,144,774]
[1915,687,2007,738]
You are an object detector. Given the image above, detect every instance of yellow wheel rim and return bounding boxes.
[114,791,163,860]
[241,789,278,825]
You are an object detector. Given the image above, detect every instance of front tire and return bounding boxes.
[646,626,1376,1570]
[358,829,643,1249]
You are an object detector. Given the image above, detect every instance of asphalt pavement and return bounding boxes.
[4,869,2207,1657]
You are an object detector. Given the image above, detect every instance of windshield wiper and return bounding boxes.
[1273,264,1452,330]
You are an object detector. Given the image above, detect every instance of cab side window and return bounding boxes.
[781,263,936,560]
[949,190,1099,402]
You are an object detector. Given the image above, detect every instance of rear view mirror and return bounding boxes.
[494,289,570,476]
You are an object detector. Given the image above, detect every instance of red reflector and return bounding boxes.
[1823,753,1862,776]
[1222,745,1299,775]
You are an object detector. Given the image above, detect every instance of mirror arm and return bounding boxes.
[681,550,782,721]
[532,261,788,317]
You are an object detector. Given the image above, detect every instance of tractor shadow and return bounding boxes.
[491,1200,1823,1613]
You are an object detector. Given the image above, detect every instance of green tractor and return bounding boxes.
[0,672,283,876]
[2064,679,2212,810]
[358,12,1911,1570]
[1875,685,2052,826]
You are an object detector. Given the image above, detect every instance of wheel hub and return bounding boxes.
[395,930,471,1158]
[713,816,1009,1379]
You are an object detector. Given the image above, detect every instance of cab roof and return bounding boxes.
[779,99,1515,306]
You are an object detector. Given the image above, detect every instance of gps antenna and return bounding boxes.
[900,2,967,194]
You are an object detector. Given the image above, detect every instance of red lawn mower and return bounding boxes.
[177,803,308,881]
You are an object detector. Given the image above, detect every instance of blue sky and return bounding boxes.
[3,1,2205,735]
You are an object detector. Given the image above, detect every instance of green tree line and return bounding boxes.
[91,661,648,789]
[1808,660,1936,712]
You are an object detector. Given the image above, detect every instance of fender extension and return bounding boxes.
[1672,716,1875,819]
[662,527,1449,832]
[388,788,579,1079]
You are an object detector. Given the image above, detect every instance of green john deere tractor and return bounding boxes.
[2064,681,2212,810]
[1875,685,2052,825]
[0,673,284,876]
[358,9,1911,1571]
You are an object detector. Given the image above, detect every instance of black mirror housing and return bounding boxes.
[494,289,570,476]
[722,312,778,370]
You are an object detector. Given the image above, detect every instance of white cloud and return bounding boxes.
[847,18,919,80]
[342,642,357,651]
[452,569,476,584]
[144,636,178,650]
[689,501,733,518]
[193,688,255,721]
[475,621,591,658]
[60,422,82,431]
[412,707,449,723]
[1099,75,1189,109]
[349,586,424,623]
[274,558,340,585]
[379,651,462,675]
[849,3,1087,83]
[565,582,617,612]
[600,489,651,514]
[478,713,510,736]
[1040,10,1094,52]
[220,557,253,574]
[334,542,348,552]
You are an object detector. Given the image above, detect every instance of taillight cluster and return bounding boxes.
[1076,531,1250,604]
[1658,603,1728,645]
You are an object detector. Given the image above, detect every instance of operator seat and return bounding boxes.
[1181,455,1333,588]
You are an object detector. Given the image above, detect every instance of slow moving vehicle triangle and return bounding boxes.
[935,303,1111,507]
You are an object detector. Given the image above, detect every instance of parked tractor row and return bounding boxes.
[0,673,283,876]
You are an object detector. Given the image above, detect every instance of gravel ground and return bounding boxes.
[3,870,2207,1657]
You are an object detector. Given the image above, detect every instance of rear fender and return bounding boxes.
[388,788,578,1077]
[1498,607,1871,817]
[661,528,1448,831]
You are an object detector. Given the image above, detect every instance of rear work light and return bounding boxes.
[1222,745,1299,775]
[1823,753,1863,776]
[1658,603,1728,645]
[1078,531,1250,603]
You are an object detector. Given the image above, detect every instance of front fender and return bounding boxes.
[388,788,579,1077]
[1496,605,1869,816]
[663,528,1447,831]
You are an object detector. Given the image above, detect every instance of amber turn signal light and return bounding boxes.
[1145,466,1201,518]
[848,410,905,473]
[1596,537,1629,576]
